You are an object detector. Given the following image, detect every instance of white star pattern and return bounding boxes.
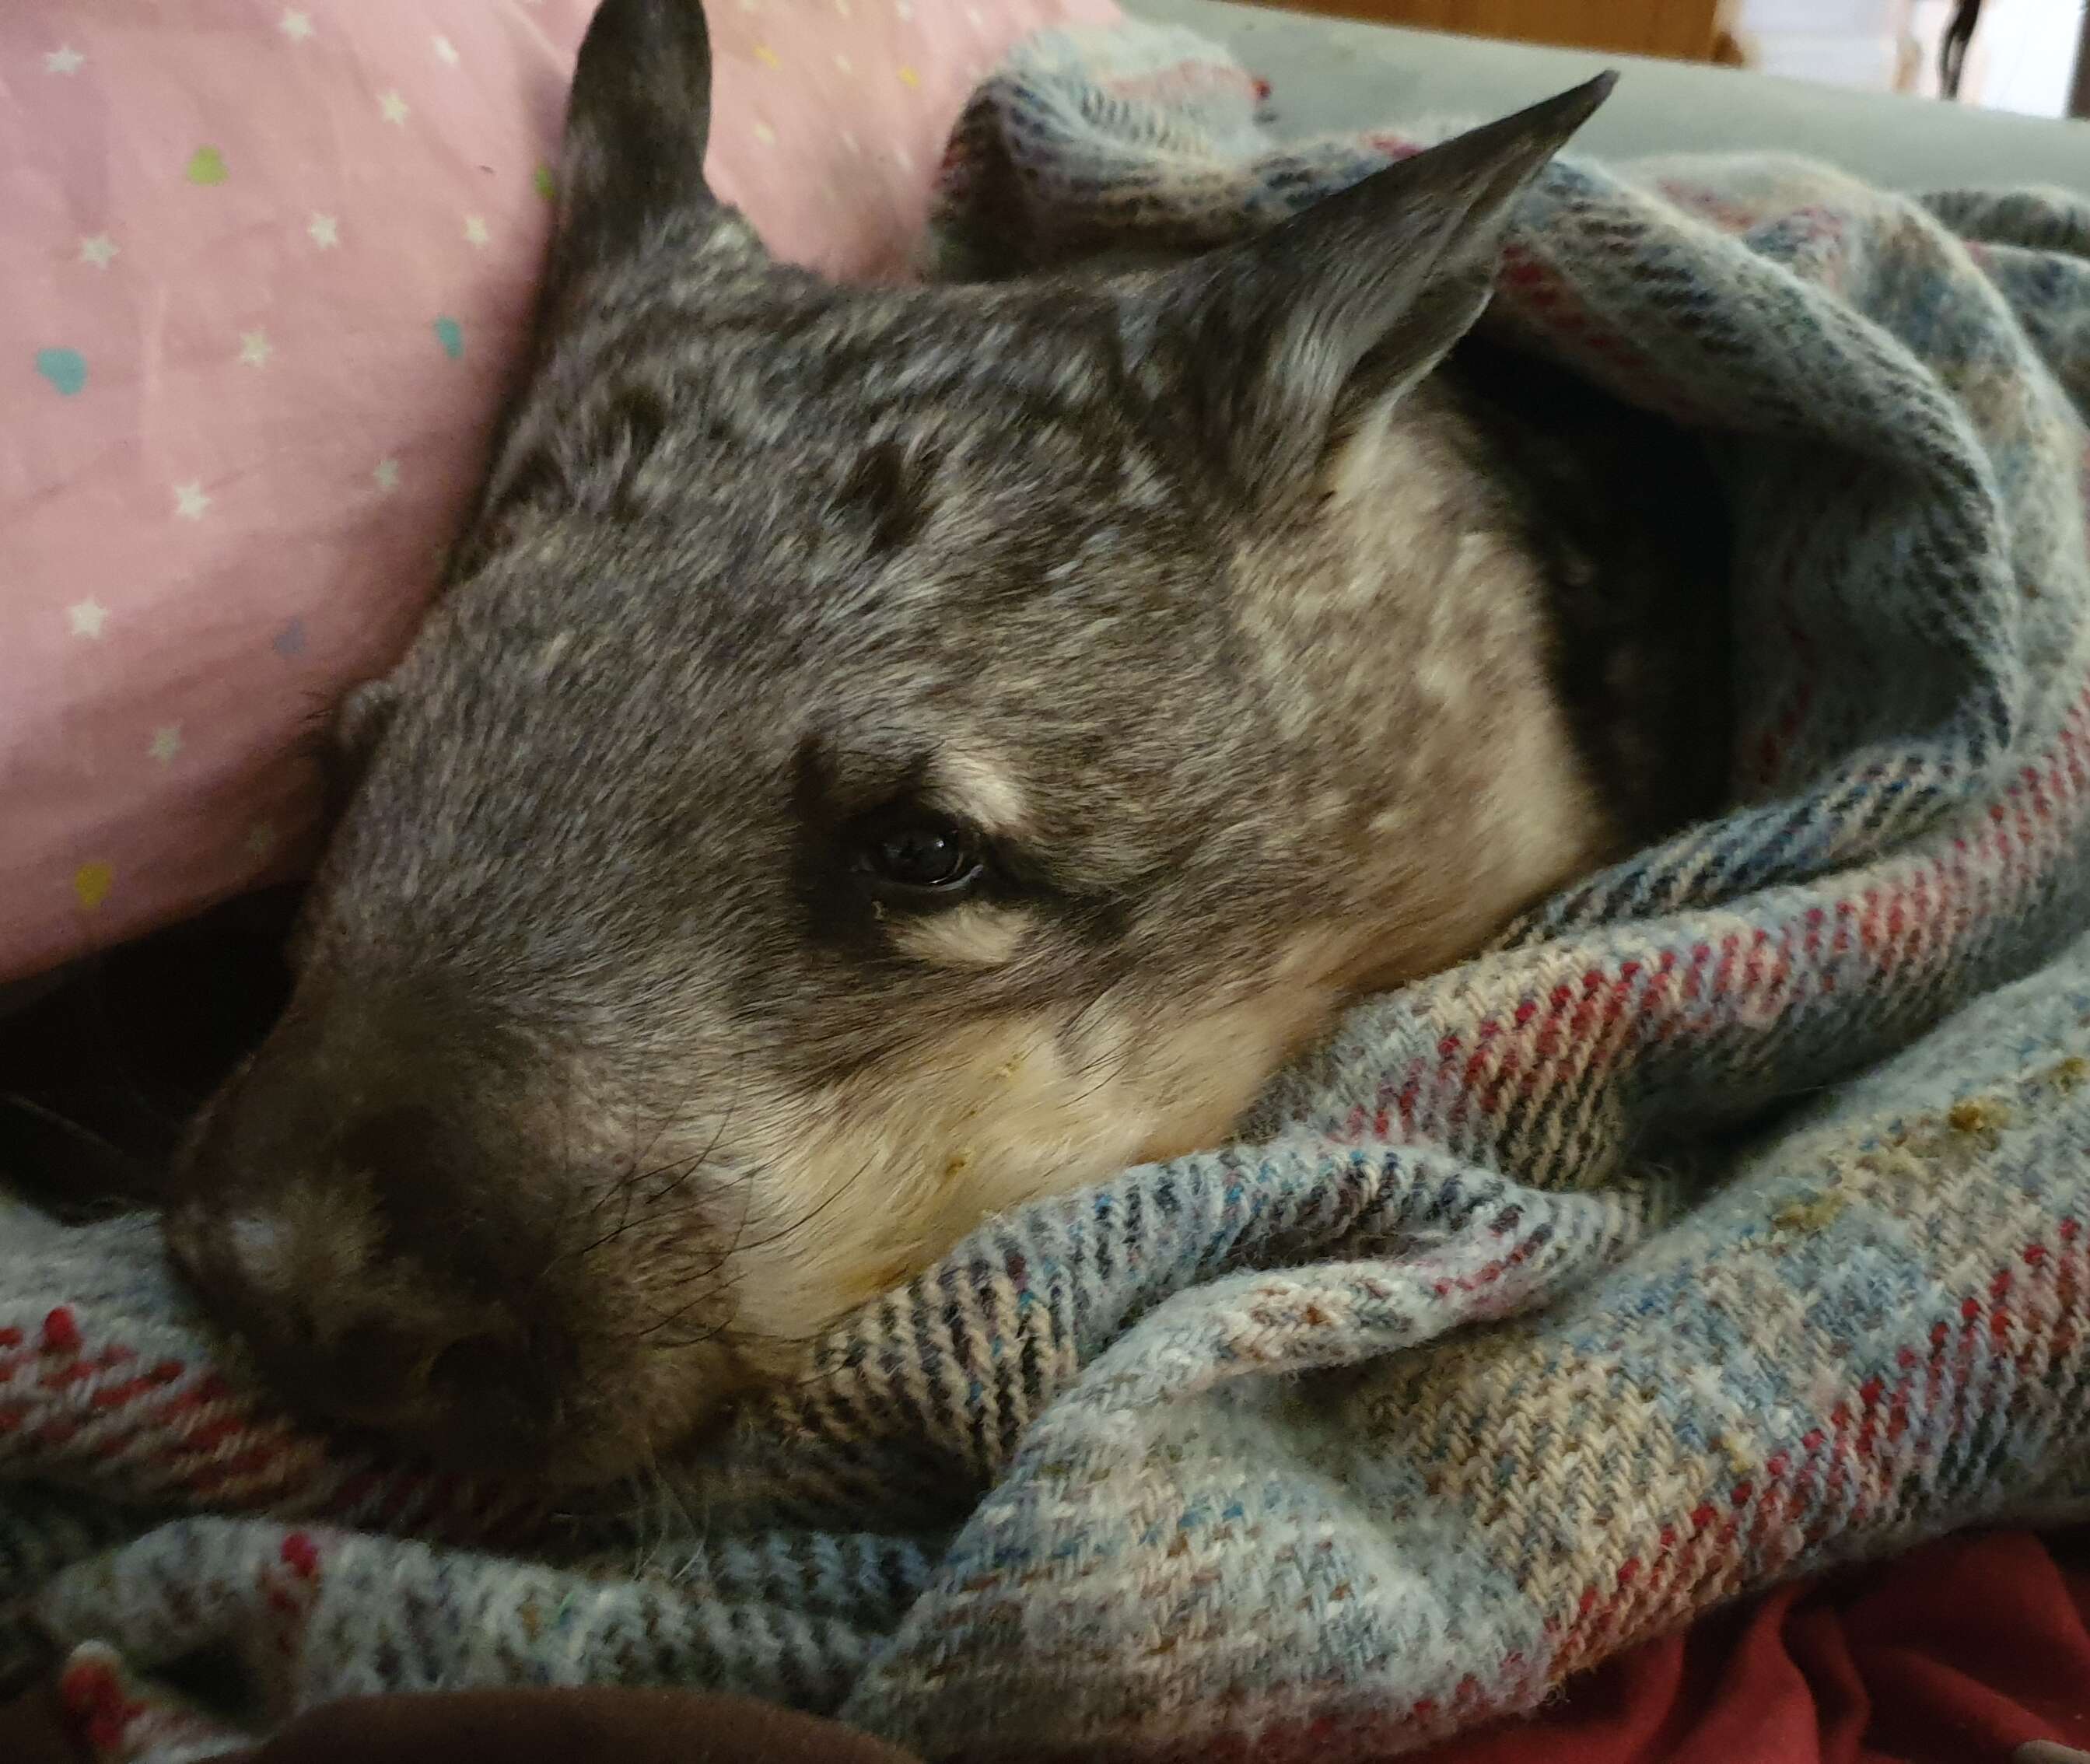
[839,128,861,157]
[278,9,314,41]
[965,4,985,26]
[239,329,274,369]
[68,600,108,639]
[307,212,340,250]
[78,234,118,269]
[378,89,410,125]
[148,725,184,764]
[834,52,853,73]
[895,0,914,19]
[245,822,278,859]
[173,481,211,520]
[432,33,460,66]
[463,215,490,247]
[373,457,401,493]
[751,121,775,145]
[890,144,914,173]
[45,46,86,75]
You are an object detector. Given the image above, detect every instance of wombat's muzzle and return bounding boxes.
[162,1003,576,1476]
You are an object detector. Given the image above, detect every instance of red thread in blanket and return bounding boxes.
[39,1307,80,1355]
[58,1655,136,1757]
[280,1531,320,1577]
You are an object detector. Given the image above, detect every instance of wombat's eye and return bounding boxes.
[858,817,985,902]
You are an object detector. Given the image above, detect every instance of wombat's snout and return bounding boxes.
[166,1088,566,1474]
[158,1002,720,1486]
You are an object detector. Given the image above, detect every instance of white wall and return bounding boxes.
[1738,0,1906,93]
[1959,0,2083,117]
[1738,0,2085,114]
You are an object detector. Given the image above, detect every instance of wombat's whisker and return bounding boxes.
[626,1145,881,1348]
[4,1094,142,1164]
[626,1270,737,1343]
[634,1313,733,1353]
[556,1055,757,1280]
[716,1146,878,1262]
[2,1096,155,1206]
[656,1050,750,1209]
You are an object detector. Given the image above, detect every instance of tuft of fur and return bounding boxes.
[164,0,1725,1486]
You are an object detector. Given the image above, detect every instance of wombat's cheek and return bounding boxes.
[715,970,1371,1353]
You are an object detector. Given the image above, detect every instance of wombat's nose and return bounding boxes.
[166,1102,563,1470]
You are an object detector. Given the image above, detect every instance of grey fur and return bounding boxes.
[163,0,1724,1486]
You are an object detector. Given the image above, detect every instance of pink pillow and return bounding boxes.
[1,0,1116,986]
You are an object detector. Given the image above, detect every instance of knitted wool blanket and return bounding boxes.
[8,20,2090,1764]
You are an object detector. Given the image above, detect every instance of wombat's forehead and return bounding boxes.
[450,446,1195,674]
[418,526,1034,739]
[548,274,1184,475]
[406,281,1222,749]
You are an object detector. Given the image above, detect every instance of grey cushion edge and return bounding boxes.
[1130,0,2090,191]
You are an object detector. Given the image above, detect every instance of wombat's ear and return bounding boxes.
[543,0,727,303]
[1175,74,1613,495]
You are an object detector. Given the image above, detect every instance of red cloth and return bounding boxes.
[1420,1529,2090,1764]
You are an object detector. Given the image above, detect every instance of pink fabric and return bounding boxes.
[1,0,1115,985]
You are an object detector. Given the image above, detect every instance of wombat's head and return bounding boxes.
[165,0,1612,1486]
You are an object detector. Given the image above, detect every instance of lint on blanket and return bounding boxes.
[6,19,2090,1764]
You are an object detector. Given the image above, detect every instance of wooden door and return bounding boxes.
[1245,0,1725,62]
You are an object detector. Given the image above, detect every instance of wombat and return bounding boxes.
[163,0,1729,1487]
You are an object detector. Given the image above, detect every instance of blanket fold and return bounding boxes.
[7,20,2090,1763]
